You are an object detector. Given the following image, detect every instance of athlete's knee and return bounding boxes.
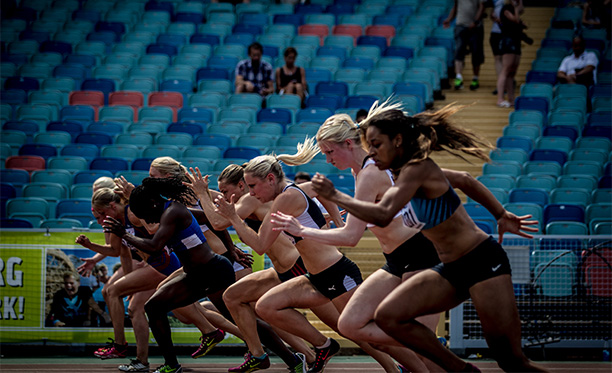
[144,298,165,318]
[374,304,403,333]
[222,285,240,307]
[200,300,215,311]
[337,313,361,341]
[254,297,274,321]
[101,284,111,299]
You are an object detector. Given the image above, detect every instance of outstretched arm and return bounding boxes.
[103,206,182,255]
[185,167,255,230]
[443,169,538,242]
[214,193,281,255]
[312,171,416,227]
[75,235,121,257]
[77,253,105,277]
[191,207,254,267]
[297,181,345,228]
[270,211,365,246]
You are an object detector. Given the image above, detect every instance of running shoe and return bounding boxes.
[228,352,271,372]
[95,342,128,359]
[153,364,182,373]
[469,79,480,90]
[118,359,150,372]
[454,78,463,90]
[192,329,225,359]
[307,338,340,373]
[94,338,115,355]
[289,352,307,373]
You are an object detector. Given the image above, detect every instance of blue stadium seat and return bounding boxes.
[509,188,549,207]
[89,157,129,174]
[543,203,585,226]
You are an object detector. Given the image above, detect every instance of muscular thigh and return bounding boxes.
[148,271,200,310]
[311,302,340,332]
[113,265,165,296]
[378,270,463,319]
[341,269,401,324]
[258,275,329,310]
[157,267,183,289]
[129,289,156,313]
[225,268,280,304]
[469,274,520,337]
[106,259,141,287]
[234,267,252,281]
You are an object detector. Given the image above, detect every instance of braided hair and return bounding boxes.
[129,177,196,223]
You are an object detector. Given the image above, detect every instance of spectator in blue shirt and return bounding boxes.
[235,42,274,97]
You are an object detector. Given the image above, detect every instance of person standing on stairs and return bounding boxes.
[443,0,486,91]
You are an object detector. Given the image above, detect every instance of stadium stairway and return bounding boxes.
[432,6,555,191]
[304,7,556,348]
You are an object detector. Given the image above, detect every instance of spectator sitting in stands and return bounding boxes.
[276,47,307,106]
[557,36,599,87]
[235,42,275,97]
[46,272,110,327]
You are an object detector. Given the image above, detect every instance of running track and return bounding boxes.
[0,356,609,372]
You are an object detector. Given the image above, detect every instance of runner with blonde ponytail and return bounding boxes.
[212,145,402,373]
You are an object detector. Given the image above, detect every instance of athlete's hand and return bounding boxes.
[233,247,254,267]
[184,167,211,196]
[496,211,538,243]
[270,211,305,237]
[103,216,126,238]
[77,257,97,277]
[311,173,338,200]
[75,234,92,249]
[323,209,346,228]
[214,194,237,218]
[114,176,134,200]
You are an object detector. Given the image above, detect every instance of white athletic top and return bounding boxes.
[361,158,422,232]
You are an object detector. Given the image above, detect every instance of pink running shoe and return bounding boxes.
[94,342,128,359]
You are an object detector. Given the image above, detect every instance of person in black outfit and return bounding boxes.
[495,0,525,108]
[275,47,307,107]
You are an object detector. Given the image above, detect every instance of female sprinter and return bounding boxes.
[212,144,403,373]
[79,188,235,372]
[269,113,538,371]
[116,156,252,280]
[103,177,301,373]
[123,156,253,360]
[185,164,342,370]
[311,101,547,372]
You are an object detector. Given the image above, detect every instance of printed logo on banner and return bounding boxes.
[0,247,43,327]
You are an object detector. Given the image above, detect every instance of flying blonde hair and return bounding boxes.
[243,137,320,180]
